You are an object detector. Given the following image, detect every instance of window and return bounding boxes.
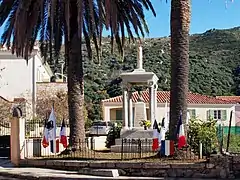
[207,110,227,120]
[214,110,221,120]
[116,110,122,120]
[188,109,196,119]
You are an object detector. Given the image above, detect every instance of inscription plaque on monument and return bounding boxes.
[134,102,147,127]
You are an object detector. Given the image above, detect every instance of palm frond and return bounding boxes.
[0,0,156,65]
[39,0,49,61]
[0,0,15,26]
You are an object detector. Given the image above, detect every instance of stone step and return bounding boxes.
[78,168,119,177]
[111,144,153,153]
[115,138,153,145]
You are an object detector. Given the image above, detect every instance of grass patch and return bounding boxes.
[223,134,240,153]
[29,149,206,163]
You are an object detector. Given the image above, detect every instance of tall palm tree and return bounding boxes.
[0,0,156,149]
[169,0,191,140]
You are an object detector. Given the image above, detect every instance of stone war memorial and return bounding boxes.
[111,45,159,153]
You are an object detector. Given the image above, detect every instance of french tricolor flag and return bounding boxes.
[152,120,160,151]
[47,107,59,153]
[160,140,174,156]
[159,118,166,142]
[50,139,59,154]
[42,118,49,148]
[176,112,187,149]
[60,119,68,148]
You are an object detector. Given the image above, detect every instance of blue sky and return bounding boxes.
[0,0,239,38]
[143,0,240,37]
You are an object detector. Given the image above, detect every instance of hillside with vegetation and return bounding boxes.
[50,27,240,121]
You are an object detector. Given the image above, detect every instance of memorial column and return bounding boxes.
[128,87,133,129]
[154,83,158,123]
[148,81,155,128]
[122,84,129,129]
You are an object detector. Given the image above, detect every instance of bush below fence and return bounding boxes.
[24,137,211,161]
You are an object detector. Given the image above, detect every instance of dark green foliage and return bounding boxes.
[105,123,122,148]
[51,27,240,122]
[188,118,218,156]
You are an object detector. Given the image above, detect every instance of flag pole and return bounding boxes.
[226,110,233,153]
[52,100,55,109]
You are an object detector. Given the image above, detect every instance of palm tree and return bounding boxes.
[169,0,191,140]
[0,0,156,149]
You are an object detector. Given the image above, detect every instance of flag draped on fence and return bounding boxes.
[60,119,68,148]
[152,120,160,151]
[48,107,59,153]
[42,118,49,148]
[159,118,166,141]
[160,140,174,156]
[42,107,60,153]
[176,112,187,149]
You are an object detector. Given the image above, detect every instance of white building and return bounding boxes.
[102,91,240,134]
[0,49,53,101]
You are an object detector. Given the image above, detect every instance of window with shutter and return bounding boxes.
[221,110,227,121]
[207,109,227,120]
[188,109,196,118]
[207,110,215,119]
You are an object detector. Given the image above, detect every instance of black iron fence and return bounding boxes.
[25,119,69,138]
[23,119,213,161]
[24,137,210,161]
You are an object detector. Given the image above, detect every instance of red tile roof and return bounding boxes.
[217,96,240,103]
[102,91,235,104]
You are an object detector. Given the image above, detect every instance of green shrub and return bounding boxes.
[223,134,240,153]
[188,118,218,155]
[105,122,122,148]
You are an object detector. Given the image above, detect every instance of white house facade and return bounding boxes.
[0,49,53,101]
[102,91,239,134]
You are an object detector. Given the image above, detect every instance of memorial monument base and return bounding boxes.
[110,129,154,153]
[110,45,159,153]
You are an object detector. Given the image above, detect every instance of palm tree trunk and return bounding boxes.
[68,1,85,149]
[169,0,191,141]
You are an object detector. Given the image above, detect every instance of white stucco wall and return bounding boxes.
[0,53,51,101]
[156,103,235,127]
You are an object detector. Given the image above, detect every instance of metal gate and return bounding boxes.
[0,135,10,158]
[0,124,11,158]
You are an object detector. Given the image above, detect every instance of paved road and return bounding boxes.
[0,167,236,180]
[0,166,164,180]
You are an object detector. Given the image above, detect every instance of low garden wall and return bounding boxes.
[19,155,238,178]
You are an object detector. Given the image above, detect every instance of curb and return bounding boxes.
[78,168,119,177]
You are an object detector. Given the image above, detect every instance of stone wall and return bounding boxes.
[20,155,238,178]
[36,82,67,95]
[230,155,240,177]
